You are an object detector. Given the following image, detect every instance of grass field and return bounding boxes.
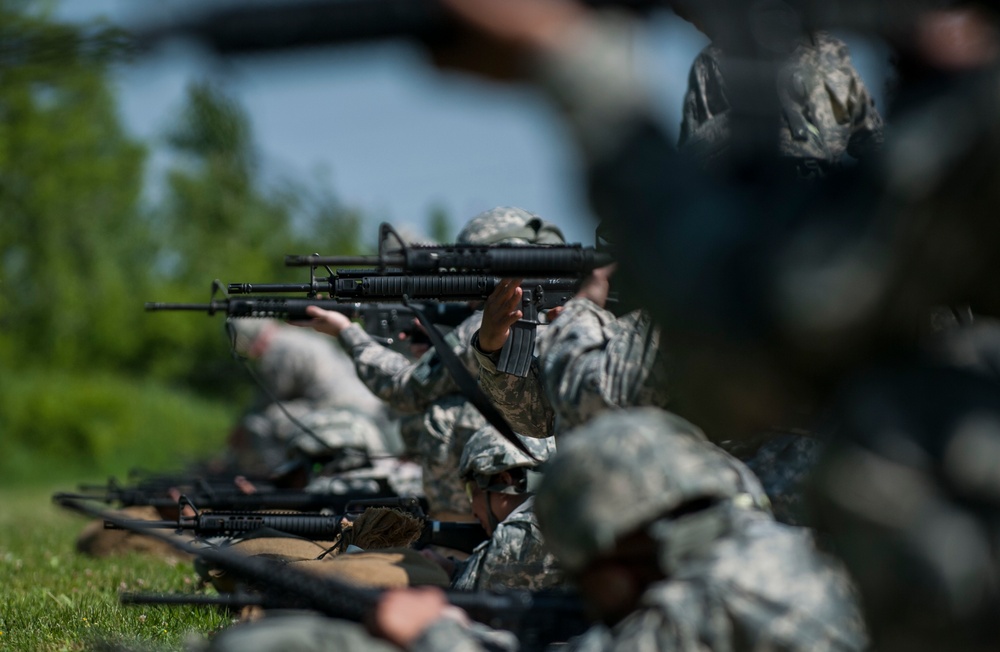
[0,486,233,651]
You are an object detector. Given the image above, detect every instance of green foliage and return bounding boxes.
[142,80,367,397]
[0,2,150,373]
[0,369,234,486]
[0,487,231,650]
[427,204,453,243]
[0,4,387,483]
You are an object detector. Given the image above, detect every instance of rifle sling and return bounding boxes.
[402,298,537,460]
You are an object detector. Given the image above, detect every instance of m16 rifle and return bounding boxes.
[145,280,472,346]
[100,495,488,554]
[230,223,613,377]
[57,496,586,652]
[51,477,401,516]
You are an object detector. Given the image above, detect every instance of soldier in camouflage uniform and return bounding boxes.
[678,29,884,175]
[468,19,882,522]
[297,207,565,519]
[226,319,392,474]
[373,408,868,652]
[475,262,820,524]
[442,426,564,592]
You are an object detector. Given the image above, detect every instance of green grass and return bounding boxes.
[0,486,234,651]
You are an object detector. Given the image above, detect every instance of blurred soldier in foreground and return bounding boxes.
[225,318,393,474]
[422,426,564,592]
[296,206,566,520]
[427,0,1000,648]
[677,11,884,175]
[371,408,868,652]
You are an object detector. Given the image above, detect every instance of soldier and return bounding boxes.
[422,425,564,592]
[677,20,884,176]
[296,206,566,520]
[372,408,868,652]
[223,318,393,474]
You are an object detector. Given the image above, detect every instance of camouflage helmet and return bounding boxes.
[535,408,769,573]
[455,206,566,246]
[459,426,555,495]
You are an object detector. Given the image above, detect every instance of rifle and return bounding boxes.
[145,279,473,346]
[285,222,614,276]
[100,495,488,554]
[60,495,585,650]
[57,496,586,651]
[133,0,658,56]
[52,479,400,514]
[228,270,580,378]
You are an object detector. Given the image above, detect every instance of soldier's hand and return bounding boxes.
[369,587,460,648]
[288,305,353,337]
[479,278,523,353]
[430,0,588,80]
[575,263,617,309]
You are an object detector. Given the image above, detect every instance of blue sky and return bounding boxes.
[57,1,888,246]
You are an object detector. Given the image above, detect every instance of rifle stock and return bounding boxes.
[59,496,585,650]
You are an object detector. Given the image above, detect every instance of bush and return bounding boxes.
[0,369,236,487]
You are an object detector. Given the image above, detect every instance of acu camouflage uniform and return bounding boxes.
[338,206,564,516]
[679,31,884,174]
[229,321,391,473]
[338,311,486,515]
[475,296,818,524]
[450,428,564,592]
[411,409,868,652]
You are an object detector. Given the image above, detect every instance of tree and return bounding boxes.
[0,1,151,371]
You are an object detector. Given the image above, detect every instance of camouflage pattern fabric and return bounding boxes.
[413,408,867,652]
[455,206,565,246]
[473,299,668,438]
[459,426,555,480]
[679,32,884,173]
[250,324,386,415]
[338,312,487,515]
[233,324,391,472]
[534,408,772,572]
[203,616,400,652]
[338,311,482,415]
[476,298,818,524]
[306,457,424,501]
[451,497,565,593]
[411,395,487,515]
[414,514,869,652]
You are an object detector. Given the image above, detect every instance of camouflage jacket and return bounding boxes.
[338,311,483,415]
[339,312,487,515]
[473,298,669,438]
[451,497,565,593]
[251,327,385,416]
[413,511,869,652]
[679,32,884,172]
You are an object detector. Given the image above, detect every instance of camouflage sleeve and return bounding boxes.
[538,299,668,433]
[822,33,884,160]
[678,46,730,150]
[338,313,482,414]
[451,518,564,593]
[471,331,555,438]
[411,617,520,652]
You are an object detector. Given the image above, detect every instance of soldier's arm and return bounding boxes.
[538,298,665,432]
[471,334,555,439]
